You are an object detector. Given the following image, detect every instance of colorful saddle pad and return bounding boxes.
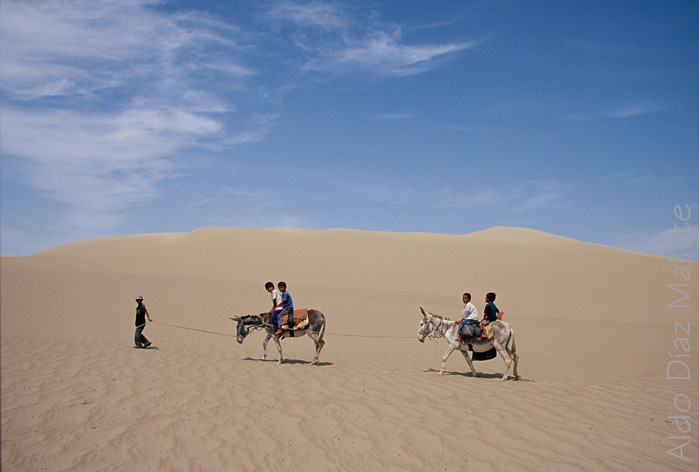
[279,309,309,330]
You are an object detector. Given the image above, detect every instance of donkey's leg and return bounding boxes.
[272,334,284,364]
[309,331,324,365]
[459,348,478,376]
[509,333,519,380]
[439,345,456,375]
[494,345,513,381]
[262,333,271,361]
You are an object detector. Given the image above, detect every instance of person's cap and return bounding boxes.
[135,295,143,301]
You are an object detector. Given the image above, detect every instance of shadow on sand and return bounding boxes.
[423,368,519,380]
[242,356,333,367]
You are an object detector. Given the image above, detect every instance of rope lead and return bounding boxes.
[148,320,414,339]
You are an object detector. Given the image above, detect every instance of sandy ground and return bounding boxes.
[1,226,697,471]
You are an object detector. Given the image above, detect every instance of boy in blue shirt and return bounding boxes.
[481,292,500,339]
[275,281,294,335]
[482,292,499,325]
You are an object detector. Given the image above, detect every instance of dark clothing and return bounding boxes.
[135,325,149,347]
[458,319,482,339]
[135,302,149,347]
[483,301,499,324]
[271,309,282,331]
[136,303,147,327]
[281,291,293,312]
[280,291,294,327]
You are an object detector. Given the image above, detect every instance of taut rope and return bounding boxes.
[144,319,414,340]
[149,320,236,338]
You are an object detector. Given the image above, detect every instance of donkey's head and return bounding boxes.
[417,307,434,343]
[230,315,259,344]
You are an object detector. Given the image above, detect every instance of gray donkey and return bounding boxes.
[230,310,326,365]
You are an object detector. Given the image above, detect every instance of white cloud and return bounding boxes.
[0,0,263,239]
[372,113,415,120]
[337,176,569,213]
[0,0,479,254]
[265,1,476,76]
[612,227,699,259]
[330,30,476,76]
[562,101,668,122]
[267,1,350,30]
[0,0,247,99]
[2,105,219,205]
[604,102,668,119]
[434,180,569,211]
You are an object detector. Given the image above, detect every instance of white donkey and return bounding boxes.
[417,307,519,380]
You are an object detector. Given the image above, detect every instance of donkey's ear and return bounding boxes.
[420,307,427,316]
[229,316,241,321]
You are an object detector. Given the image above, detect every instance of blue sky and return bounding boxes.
[1,0,697,258]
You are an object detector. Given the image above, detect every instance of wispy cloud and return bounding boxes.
[330,32,475,76]
[604,102,668,119]
[266,1,351,31]
[0,0,264,237]
[265,1,477,76]
[433,180,570,211]
[0,0,481,255]
[563,101,668,122]
[612,227,699,260]
[341,176,568,212]
[602,170,688,189]
[372,113,416,121]
[1,0,252,100]
[2,106,217,209]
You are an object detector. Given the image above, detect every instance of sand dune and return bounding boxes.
[1,227,697,471]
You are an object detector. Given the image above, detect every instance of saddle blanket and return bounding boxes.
[483,323,495,339]
[279,309,309,330]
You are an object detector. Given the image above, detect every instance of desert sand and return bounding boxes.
[1,226,697,471]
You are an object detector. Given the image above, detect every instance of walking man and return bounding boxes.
[135,295,153,348]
